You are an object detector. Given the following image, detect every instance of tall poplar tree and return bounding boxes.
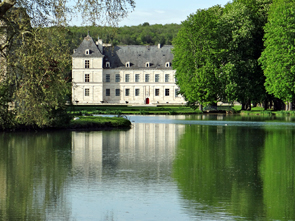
[259,0,295,110]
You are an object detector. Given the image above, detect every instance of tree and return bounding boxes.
[172,6,223,109]
[218,2,265,110]
[259,0,295,110]
[0,0,135,129]
[173,1,272,110]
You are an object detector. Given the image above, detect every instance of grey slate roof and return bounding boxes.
[72,35,104,58]
[103,45,174,69]
[72,35,174,69]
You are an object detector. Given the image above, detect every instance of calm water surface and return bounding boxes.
[1,114,295,220]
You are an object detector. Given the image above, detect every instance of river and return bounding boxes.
[0,114,295,220]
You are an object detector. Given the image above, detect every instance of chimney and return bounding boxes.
[96,36,103,53]
[158,43,161,49]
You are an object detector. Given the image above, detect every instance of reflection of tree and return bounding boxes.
[0,131,72,220]
[260,129,295,220]
[173,125,265,219]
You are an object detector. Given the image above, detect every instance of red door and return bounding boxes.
[146,98,149,104]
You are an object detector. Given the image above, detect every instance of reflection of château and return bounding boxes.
[71,123,185,179]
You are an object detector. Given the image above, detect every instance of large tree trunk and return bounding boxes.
[199,104,203,111]
[246,99,251,111]
[273,98,284,111]
[263,99,268,110]
[285,102,293,111]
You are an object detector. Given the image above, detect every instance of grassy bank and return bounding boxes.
[69,116,131,130]
[67,105,203,115]
[0,116,132,132]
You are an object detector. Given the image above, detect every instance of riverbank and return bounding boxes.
[67,105,205,115]
[67,105,295,117]
[0,116,132,132]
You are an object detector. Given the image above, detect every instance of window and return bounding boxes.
[175,89,179,97]
[85,49,90,55]
[85,88,89,96]
[135,74,140,82]
[155,89,160,96]
[165,62,170,67]
[165,74,169,82]
[106,74,110,82]
[85,60,89,68]
[125,74,130,82]
[155,74,159,82]
[145,74,149,82]
[145,62,150,67]
[106,62,110,68]
[125,89,130,96]
[106,89,111,96]
[165,89,170,96]
[106,89,110,96]
[126,62,130,68]
[115,74,120,82]
[115,89,120,96]
[135,89,140,96]
[85,74,89,82]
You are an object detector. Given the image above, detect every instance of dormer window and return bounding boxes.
[145,62,150,68]
[85,49,90,55]
[125,62,130,68]
[106,62,110,68]
[165,62,171,67]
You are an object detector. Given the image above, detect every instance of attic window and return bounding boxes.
[106,62,110,68]
[85,49,90,55]
[145,62,150,68]
[125,62,130,68]
[165,62,171,67]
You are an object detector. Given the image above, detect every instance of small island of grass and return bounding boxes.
[69,116,132,130]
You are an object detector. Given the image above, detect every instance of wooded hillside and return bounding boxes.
[68,23,181,49]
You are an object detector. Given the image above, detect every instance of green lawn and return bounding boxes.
[69,116,131,129]
[67,105,201,115]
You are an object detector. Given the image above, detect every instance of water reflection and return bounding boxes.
[173,122,295,220]
[1,115,295,220]
[71,123,185,181]
[0,132,72,220]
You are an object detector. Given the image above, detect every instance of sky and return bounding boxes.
[118,0,231,26]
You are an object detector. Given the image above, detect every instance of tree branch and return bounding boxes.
[0,0,16,18]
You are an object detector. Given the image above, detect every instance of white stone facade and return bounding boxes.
[72,35,186,105]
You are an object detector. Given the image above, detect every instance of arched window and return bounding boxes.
[106,62,110,68]
[125,62,130,68]
[85,49,90,55]
[145,62,150,68]
[165,62,170,67]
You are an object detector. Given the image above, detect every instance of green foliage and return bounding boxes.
[67,23,181,49]
[219,2,266,108]
[259,0,295,104]
[0,0,135,130]
[173,1,271,109]
[6,27,72,128]
[173,6,223,106]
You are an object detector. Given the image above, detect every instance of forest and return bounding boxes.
[68,22,181,49]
